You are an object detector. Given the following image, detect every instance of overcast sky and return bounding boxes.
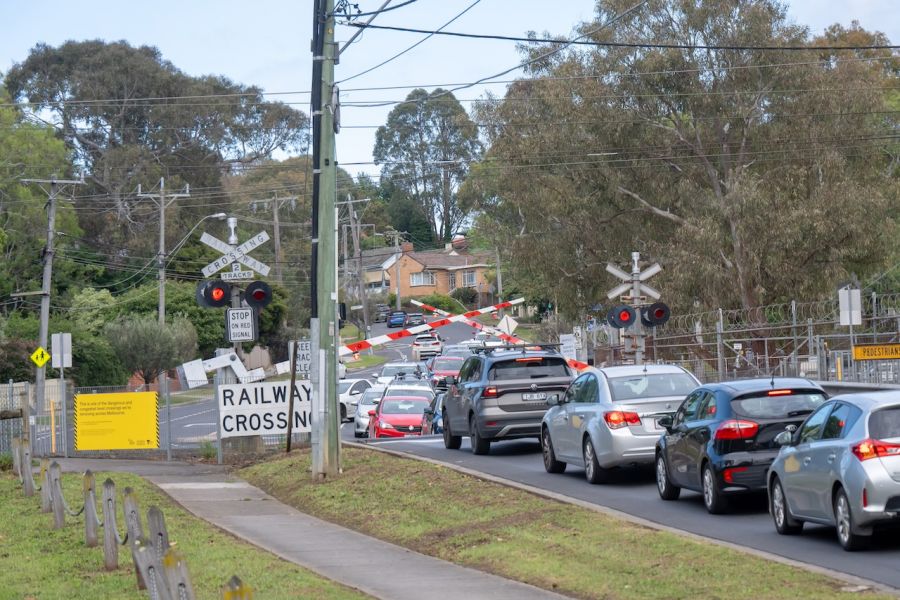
[2,1,896,179]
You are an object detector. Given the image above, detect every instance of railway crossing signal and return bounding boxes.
[244,281,273,310]
[605,252,669,365]
[196,280,231,308]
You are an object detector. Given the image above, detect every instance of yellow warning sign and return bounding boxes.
[30,346,51,368]
[852,344,900,361]
[74,392,159,451]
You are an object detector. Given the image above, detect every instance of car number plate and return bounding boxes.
[522,392,547,401]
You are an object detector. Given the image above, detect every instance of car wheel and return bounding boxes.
[834,488,870,551]
[583,437,609,484]
[770,477,803,534]
[340,404,347,422]
[443,418,461,450]
[470,415,491,455]
[702,463,728,514]
[656,453,681,501]
[541,427,566,474]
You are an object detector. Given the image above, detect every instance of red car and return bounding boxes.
[427,355,465,389]
[368,395,431,438]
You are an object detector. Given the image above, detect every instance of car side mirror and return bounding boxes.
[657,415,674,431]
[546,394,561,407]
[423,407,434,415]
[446,376,456,386]
[774,430,794,447]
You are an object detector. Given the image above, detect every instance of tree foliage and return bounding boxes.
[5,40,308,260]
[105,315,197,384]
[374,89,482,242]
[467,3,898,317]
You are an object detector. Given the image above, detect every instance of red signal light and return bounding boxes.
[196,280,231,308]
[607,305,636,329]
[619,310,632,322]
[211,287,226,302]
[244,281,273,310]
[641,302,671,328]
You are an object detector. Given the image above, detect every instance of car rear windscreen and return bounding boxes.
[869,406,900,440]
[381,398,429,414]
[488,357,569,380]
[730,391,826,419]
[432,357,463,370]
[608,373,698,401]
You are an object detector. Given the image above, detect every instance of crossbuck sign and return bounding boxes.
[200,231,271,279]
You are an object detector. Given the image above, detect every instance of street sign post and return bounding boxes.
[226,308,257,343]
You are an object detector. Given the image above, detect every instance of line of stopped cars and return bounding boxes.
[356,336,900,552]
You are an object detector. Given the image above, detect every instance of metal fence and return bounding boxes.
[0,380,25,455]
[14,373,310,461]
[592,292,900,386]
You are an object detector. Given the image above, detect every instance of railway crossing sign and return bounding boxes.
[200,231,271,278]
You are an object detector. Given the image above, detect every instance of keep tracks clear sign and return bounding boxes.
[218,380,313,438]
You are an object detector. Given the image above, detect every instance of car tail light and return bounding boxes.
[852,438,900,461]
[604,411,641,429]
[723,466,748,484]
[515,357,542,363]
[715,420,759,440]
[767,390,793,396]
[483,386,498,398]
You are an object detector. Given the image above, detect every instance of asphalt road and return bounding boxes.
[361,434,900,590]
[153,320,480,447]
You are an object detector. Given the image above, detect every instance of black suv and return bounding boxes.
[442,346,573,455]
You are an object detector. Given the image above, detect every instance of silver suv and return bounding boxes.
[442,346,574,455]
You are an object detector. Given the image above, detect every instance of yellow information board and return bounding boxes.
[74,392,159,451]
[852,344,900,361]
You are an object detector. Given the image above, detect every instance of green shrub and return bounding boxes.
[0,453,12,471]
[200,441,217,460]
[418,293,461,314]
[450,287,477,306]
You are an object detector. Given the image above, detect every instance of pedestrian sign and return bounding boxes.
[31,346,51,368]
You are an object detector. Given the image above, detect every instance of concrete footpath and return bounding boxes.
[53,459,567,600]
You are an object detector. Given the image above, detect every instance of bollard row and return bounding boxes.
[8,438,251,600]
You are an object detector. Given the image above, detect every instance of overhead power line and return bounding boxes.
[343,22,900,51]
[335,0,419,18]
[338,0,483,84]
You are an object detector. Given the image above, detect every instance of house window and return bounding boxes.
[448,272,457,291]
[410,271,436,287]
[462,270,477,287]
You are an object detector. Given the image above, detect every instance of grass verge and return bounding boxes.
[241,447,891,600]
[0,471,369,600]
[345,353,388,371]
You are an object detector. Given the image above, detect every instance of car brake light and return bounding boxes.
[723,466,748,483]
[515,357,542,362]
[604,411,641,429]
[715,420,759,440]
[767,390,793,396]
[483,387,498,398]
[852,438,900,461]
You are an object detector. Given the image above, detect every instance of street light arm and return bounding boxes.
[165,213,227,267]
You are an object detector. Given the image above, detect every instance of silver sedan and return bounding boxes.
[541,365,700,484]
[768,391,900,550]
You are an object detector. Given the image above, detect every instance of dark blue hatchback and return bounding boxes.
[387,311,408,328]
[655,378,827,514]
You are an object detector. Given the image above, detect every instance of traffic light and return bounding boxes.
[196,280,231,308]
[641,302,671,327]
[244,281,273,310]
[606,305,637,328]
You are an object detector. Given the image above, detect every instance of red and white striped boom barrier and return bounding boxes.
[339,298,524,357]
[410,299,590,372]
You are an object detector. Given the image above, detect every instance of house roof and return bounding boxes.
[347,246,399,271]
[407,250,493,271]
